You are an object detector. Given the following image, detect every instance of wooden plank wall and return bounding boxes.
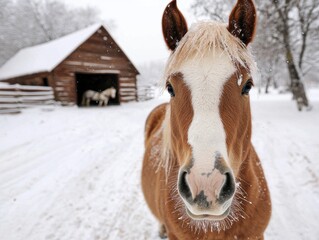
[2,72,50,86]
[53,27,139,104]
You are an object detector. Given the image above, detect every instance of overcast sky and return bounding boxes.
[64,0,195,65]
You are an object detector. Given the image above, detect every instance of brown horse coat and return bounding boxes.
[142,0,271,239]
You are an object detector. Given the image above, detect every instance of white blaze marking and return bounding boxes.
[177,49,236,172]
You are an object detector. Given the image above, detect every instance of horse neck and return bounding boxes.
[236,144,264,200]
[239,143,258,174]
[102,90,109,95]
[103,90,112,97]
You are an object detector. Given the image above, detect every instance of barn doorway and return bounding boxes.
[75,73,119,106]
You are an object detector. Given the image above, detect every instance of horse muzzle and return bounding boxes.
[177,159,236,220]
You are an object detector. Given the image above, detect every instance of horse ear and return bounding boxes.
[228,0,257,45]
[162,0,188,51]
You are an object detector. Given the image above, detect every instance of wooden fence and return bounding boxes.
[0,83,56,114]
[137,85,156,101]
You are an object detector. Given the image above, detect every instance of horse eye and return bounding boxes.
[167,83,175,97]
[242,80,253,95]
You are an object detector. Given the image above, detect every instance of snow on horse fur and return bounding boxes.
[142,0,271,239]
[81,87,116,106]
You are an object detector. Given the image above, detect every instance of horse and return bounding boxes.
[81,87,116,106]
[141,0,271,239]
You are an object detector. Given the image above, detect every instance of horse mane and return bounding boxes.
[160,104,173,176]
[160,21,258,176]
[163,21,257,84]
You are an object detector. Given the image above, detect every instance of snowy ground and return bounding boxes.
[0,89,319,240]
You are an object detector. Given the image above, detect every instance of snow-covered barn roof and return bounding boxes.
[0,23,137,81]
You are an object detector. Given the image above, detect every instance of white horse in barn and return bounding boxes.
[81,87,116,106]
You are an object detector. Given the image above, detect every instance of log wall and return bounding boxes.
[3,72,50,86]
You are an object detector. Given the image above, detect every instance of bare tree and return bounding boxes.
[261,0,319,110]
[190,0,319,110]
[191,0,233,21]
[0,0,113,66]
[30,0,110,39]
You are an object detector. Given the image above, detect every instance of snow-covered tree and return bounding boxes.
[258,0,319,110]
[190,0,319,110]
[0,0,113,66]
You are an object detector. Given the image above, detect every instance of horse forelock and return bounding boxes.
[163,21,258,88]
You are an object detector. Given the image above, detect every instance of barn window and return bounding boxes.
[43,77,49,86]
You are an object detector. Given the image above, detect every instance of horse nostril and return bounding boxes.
[219,172,235,203]
[178,171,192,200]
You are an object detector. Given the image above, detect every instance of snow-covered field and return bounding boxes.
[0,89,318,240]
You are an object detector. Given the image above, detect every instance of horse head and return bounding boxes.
[162,0,257,221]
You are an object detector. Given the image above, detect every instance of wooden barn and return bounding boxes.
[0,24,139,106]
